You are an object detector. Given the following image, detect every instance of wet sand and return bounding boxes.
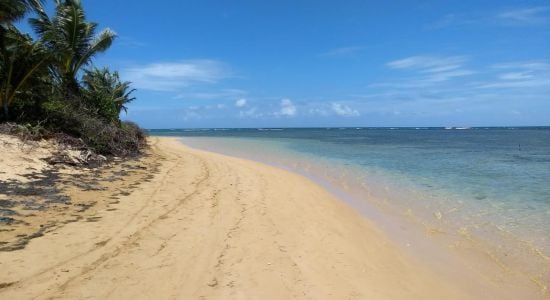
[0,137,499,299]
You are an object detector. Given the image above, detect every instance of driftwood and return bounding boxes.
[46,150,107,167]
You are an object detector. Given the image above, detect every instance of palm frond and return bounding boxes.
[0,0,44,24]
[74,28,116,74]
[0,26,50,107]
[29,0,116,90]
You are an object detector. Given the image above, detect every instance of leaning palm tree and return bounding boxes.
[0,0,47,118]
[0,0,43,49]
[0,25,50,117]
[29,0,116,95]
[0,0,43,22]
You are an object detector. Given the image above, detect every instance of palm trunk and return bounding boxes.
[2,102,8,119]
[1,28,7,120]
[63,77,81,104]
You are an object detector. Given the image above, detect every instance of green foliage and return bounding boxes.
[0,0,43,25]
[0,25,51,117]
[29,0,116,93]
[82,67,136,123]
[37,94,146,156]
[80,119,146,156]
[0,1,44,61]
[0,0,146,157]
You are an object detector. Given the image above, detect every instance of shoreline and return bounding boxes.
[0,137,540,299]
[178,136,547,299]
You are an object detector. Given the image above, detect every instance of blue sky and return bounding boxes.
[22,1,550,128]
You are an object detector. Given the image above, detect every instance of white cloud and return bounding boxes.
[319,46,363,57]
[429,13,480,29]
[430,6,550,29]
[235,98,247,107]
[477,60,550,89]
[118,36,146,48]
[387,56,467,73]
[306,102,360,117]
[497,6,550,24]
[180,110,203,121]
[499,72,533,80]
[204,104,227,110]
[379,55,474,88]
[492,61,550,71]
[331,103,360,117]
[477,79,550,89]
[238,107,263,118]
[278,98,297,117]
[308,107,330,116]
[123,59,231,92]
[422,69,475,83]
[356,57,549,123]
[174,88,246,100]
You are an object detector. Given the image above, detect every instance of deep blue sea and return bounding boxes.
[150,127,550,289]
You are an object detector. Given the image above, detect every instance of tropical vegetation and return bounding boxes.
[0,0,145,156]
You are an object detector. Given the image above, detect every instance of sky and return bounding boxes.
[21,0,550,128]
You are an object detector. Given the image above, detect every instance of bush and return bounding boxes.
[15,97,148,157]
[78,117,147,156]
[1,0,147,160]
[0,122,47,141]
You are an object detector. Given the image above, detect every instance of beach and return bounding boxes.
[2,0,547,298]
[168,127,550,299]
[0,136,482,299]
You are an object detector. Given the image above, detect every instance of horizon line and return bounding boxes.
[145,125,550,130]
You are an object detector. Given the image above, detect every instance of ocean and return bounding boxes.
[150,127,550,293]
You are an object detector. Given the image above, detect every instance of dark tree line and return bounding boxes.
[0,0,145,156]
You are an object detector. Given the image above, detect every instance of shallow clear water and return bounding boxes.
[150,127,550,291]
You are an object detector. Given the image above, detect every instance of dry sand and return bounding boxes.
[0,134,57,183]
[0,137,477,299]
[0,134,159,251]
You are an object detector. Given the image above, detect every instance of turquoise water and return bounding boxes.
[151,127,550,291]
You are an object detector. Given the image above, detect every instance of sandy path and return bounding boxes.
[0,137,470,299]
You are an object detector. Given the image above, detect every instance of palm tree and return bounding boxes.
[0,1,32,25]
[111,78,136,116]
[0,0,43,49]
[1,1,48,118]
[82,67,136,122]
[0,0,42,22]
[0,25,50,118]
[0,0,43,29]
[29,0,116,96]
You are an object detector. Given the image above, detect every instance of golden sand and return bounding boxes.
[0,137,502,299]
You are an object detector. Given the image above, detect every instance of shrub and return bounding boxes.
[78,117,147,156]
[44,102,147,156]
[1,0,146,159]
